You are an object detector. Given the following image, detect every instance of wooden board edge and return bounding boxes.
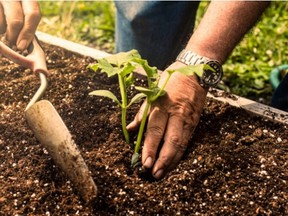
[208,90,288,125]
[36,31,111,59]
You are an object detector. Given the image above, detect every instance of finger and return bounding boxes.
[17,0,41,50]
[181,109,199,143]
[152,115,186,179]
[182,123,194,146]
[142,106,168,169]
[0,3,6,34]
[1,1,24,44]
[127,100,147,131]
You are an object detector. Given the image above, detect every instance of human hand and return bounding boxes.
[127,61,208,179]
[0,0,41,50]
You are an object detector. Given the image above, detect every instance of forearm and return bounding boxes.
[186,1,270,64]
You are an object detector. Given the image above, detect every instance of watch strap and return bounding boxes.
[176,49,213,65]
[176,49,223,88]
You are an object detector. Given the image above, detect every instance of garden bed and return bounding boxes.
[0,33,287,215]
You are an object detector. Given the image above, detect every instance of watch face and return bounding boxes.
[202,60,223,87]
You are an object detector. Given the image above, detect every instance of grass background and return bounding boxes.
[38,1,288,103]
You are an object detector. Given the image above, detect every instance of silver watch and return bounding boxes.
[176,49,223,87]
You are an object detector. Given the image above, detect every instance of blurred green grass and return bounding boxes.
[38,1,288,102]
[221,2,288,101]
[39,1,115,52]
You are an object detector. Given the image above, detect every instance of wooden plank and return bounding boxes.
[36,32,288,125]
[208,89,288,125]
[36,31,110,59]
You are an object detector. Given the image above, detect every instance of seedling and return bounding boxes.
[88,50,212,167]
[88,50,146,144]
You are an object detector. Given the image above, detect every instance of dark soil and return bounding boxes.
[0,42,287,216]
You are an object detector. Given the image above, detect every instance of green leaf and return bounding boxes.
[167,64,207,77]
[97,58,120,77]
[132,58,159,79]
[125,72,134,87]
[135,86,165,102]
[131,152,141,168]
[89,90,121,106]
[119,63,136,77]
[150,88,166,102]
[104,49,141,66]
[150,78,160,89]
[155,88,166,97]
[134,86,154,97]
[127,93,146,108]
[87,64,99,72]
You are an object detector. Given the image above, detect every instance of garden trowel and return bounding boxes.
[0,37,97,204]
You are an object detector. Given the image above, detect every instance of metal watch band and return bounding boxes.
[176,49,212,65]
[176,49,223,88]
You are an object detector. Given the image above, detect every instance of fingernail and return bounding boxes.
[143,156,153,168]
[153,169,164,179]
[17,40,27,50]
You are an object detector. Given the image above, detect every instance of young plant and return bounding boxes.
[88,50,213,167]
[87,50,146,144]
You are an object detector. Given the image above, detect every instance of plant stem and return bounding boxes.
[151,73,172,102]
[134,102,150,153]
[134,74,171,153]
[118,74,130,143]
[121,107,129,143]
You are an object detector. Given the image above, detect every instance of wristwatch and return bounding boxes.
[176,49,223,88]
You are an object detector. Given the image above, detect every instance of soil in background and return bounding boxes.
[0,43,287,215]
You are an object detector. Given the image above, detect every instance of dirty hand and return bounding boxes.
[0,0,41,50]
[127,61,208,179]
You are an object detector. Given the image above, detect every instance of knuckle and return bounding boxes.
[7,19,24,33]
[167,135,186,152]
[157,155,170,167]
[142,145,156,157]
[27,10,41,23]
[9,19,24,30]
[147,125,164,137]
[172,102,200,126]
